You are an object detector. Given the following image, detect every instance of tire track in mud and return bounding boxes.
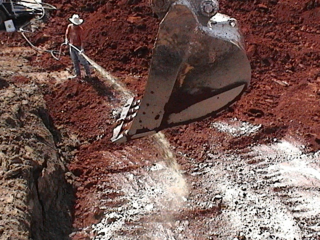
[196,121,320,240]
[253,142,320,239]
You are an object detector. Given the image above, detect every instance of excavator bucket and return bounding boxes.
[111,0,251,143]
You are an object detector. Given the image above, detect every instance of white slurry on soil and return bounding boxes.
[211,118,262,137]
[88,119,320,239]
[204,122,320,239]
[90,133,188,239]
[91,162,188,239]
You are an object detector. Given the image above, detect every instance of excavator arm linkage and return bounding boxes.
[112,0,251,143]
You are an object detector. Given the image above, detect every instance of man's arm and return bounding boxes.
[65,24,71,43]
[79,26,84,50]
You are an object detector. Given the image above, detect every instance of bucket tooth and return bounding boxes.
[132,100,141,107]
[111,97,136,142]
[128,106,139,114]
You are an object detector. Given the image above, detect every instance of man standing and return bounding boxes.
[65,14,91,79]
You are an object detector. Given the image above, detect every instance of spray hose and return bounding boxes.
[20,31,68,60]
[21,31,91,62]
[21,32,132,96]
[66,43,94,67]
[68,43,133,97]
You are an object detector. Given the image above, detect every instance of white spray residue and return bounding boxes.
[211,118,261,137]
[91,133,188,239]
[196,120,320,239]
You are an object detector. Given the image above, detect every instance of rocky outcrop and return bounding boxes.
[0,80,73,240]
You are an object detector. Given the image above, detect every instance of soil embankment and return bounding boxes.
[0,70,73,239]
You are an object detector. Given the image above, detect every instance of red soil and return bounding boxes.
[37,0,320,152]
[2,0,320,237]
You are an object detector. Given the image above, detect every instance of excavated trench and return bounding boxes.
[0,82,72,239]
[0,47,75,239]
